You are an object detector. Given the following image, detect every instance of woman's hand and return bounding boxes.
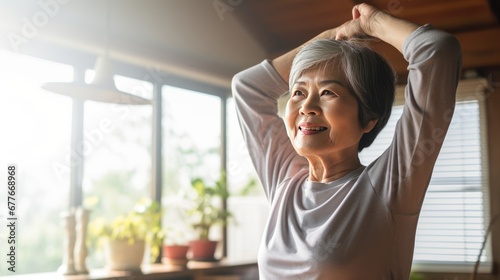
[335,3,419,53]
[334,3,384,41]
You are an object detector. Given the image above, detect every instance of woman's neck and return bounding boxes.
[307,154,362,183]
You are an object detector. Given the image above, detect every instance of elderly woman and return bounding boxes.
[232,3,461,280]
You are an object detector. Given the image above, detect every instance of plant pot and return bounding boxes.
[163,245,189,266]
[104,239,145,271]
[189,240,218,261]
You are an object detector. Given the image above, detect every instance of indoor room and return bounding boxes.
[0,1,499,279]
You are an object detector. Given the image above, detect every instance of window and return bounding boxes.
[161,86,222,244]
[359,79,491,272]
[0,50,231,274]
[82,75,153,267]
[0,49,157,274]
[82,74,153,220]
[0,50,73,274]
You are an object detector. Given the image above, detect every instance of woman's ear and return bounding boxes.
[363,119,378,133]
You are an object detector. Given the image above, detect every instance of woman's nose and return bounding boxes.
[299,95,321,115]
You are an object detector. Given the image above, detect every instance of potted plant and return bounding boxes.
[163,244,189,266]
[89,199,164,271]
[187,174,231,261]
[162,221,191,266]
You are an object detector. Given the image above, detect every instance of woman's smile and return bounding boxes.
[298,122,328,135]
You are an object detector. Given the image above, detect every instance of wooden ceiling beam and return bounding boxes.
[458,27,500,69]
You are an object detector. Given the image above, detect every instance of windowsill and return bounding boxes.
[1,258,258,280]
[412,261,496,280]
[412,261,493,273]
[415,271,497,280]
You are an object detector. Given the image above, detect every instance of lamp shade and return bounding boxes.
[42,55,150,105]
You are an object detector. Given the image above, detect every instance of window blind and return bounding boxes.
[359,79,491,272]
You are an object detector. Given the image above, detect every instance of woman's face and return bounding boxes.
[285,66,374,158]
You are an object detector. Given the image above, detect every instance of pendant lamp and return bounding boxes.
[41,1,150,105]
[42,55,150,105]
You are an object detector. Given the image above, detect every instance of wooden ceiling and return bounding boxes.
[234,0,500,80]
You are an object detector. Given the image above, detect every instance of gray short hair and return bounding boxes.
[290,39,396,152]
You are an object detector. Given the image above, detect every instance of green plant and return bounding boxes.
[409,271,425,280]
[89,198,165,261]
[188,174,231,240]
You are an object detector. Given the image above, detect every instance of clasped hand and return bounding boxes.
[330,3,383,41]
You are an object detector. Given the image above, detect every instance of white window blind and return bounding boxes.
[359,79,491,272]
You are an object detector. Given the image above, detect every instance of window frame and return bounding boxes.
[66,60,232,263]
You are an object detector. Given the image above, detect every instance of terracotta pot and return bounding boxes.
[104,239,145,271]
[189,240,218,261]
[163,245,189,266]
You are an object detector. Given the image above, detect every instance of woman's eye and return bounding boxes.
[292,90,304,97]
[321,90,337,96]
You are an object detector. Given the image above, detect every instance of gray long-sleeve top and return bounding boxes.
[232,25,462,279]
